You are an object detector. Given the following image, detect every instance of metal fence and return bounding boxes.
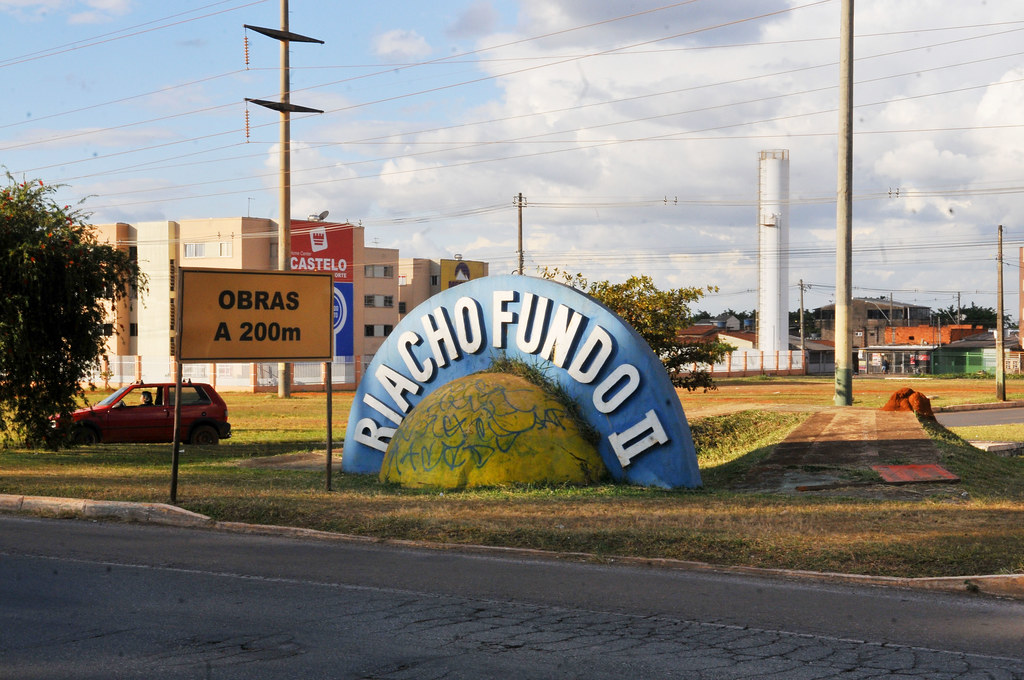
[90,356,360,391]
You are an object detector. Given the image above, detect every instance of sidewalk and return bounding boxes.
[738,408,948,495]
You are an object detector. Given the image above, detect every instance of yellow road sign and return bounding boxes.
[178,269,333,361]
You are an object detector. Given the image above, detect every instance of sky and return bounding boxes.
[3,0,1024,321]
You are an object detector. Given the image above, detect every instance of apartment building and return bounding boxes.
[398,256,489,319]
[92,216,411,388]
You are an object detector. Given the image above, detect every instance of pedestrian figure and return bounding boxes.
[881,357,889,374]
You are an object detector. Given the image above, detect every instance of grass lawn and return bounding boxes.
[2,375,1023,579]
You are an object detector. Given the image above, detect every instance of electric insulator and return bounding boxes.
[244,36,250,67]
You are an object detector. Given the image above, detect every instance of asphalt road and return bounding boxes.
[936,406,1024,428]
[2,515,1023,679]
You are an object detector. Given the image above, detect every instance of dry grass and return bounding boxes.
[3,376,1024,578]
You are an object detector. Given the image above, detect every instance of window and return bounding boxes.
[364,264,394,278]
[430,274,439,286]
[129,323,138,337]
[364,294,395,308]
[398,301,407,314]
[169,385,211,406]
[398,275,407,286]
[185,241,231,258]
[102,324,114,337]
[363,324,393,337]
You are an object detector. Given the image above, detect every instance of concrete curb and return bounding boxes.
[934,400,1024,413]
[0,494,213,528]
[3,493,1021,601]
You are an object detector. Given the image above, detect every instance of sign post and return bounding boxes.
[172,268,332,502]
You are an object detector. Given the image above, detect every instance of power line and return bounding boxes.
[15,10,1022,190]
[0,0,269,69]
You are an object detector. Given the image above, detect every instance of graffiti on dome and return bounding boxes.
[379,373,606,489]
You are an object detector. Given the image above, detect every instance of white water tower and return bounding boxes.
[757,150,790,353]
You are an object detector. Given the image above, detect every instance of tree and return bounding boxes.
[0,175,143,447]
[789,309,819,336]
[541,269,732,391]
[936,302,1011,329]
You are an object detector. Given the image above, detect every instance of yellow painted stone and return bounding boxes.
[379,373,607,489]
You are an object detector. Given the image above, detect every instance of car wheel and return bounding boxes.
[72,426,99,446]
[190,424,219,445]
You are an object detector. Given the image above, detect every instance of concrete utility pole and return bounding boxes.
[889,292,894,344]
[514,193,526,275]
[799,279,806,355]
[997,224,1005,401]
[244,0,323,398]
[834,0,855,406]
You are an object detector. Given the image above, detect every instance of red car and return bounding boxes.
[67,382,231,445]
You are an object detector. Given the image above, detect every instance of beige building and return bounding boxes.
[92,217,411,389]
[398,257,489,319]
[359,244,400,358]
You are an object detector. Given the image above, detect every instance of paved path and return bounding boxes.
[739,409,946,494]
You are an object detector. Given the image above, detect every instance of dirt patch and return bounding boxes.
[237,451,342,470]
[881,387,935,419]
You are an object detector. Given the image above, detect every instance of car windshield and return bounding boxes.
[96,385,135,407]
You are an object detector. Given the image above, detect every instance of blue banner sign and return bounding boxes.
[333,282,353,357]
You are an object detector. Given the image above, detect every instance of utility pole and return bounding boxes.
[997,224,1005,400]
[514,193,526,275]
[888,292,894,344]
[799,279,806,355]
[244,0,323,398]
[834,0,855,406]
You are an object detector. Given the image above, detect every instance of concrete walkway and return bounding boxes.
[738,408,949,494]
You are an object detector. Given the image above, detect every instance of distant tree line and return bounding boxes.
[694,303,1010,336]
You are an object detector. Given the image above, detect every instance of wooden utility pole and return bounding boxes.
[997,224,1005,400]
[834,0,854,406]
[278,0,292,398]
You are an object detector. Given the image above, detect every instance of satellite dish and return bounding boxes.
[317,210,330,221]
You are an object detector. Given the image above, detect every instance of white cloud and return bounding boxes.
[372,29,432,62]
[447,1,499,39]
[13,0,1024,318]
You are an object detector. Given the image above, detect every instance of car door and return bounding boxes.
[134,385,175,442]
[170,384,213,437]
[104,385,173,442]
